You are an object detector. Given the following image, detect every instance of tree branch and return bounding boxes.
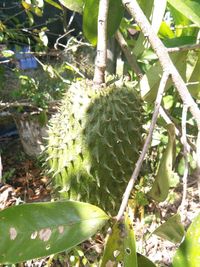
[0,101,43,112]
[116,71,169,221]
[179,105,189,220]
[122,0,200,131]
[93,0,109,86]
[167,43,200,53]
[0,101,58,113]
[115,30,143,79]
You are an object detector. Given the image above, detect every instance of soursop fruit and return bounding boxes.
[46,80,143,212]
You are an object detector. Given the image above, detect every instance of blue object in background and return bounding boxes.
[15,46,38,70]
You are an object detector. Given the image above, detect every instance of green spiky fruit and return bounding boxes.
[46,80,143,212]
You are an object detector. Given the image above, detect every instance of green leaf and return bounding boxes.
[26,10,34,26]
[152,214,185,244]
[163,95,174,110]
[21,0,32,10]
[100,213,137,267]
[172,213,200,267]
[167,0,200,27]
[0,201,109,264]
[137,253,157,267]
[45,0,62,10]
[133,0,154,56]
[83,0,124,46]
[139,62,163,102]
[188,52,200,99]
[141,51,188,102]
[163,36,196,48]
[148,124,176,202]
[33,6,43,16]
[58,0,84,13]
[158,21,175,39]
[1,50,15,58]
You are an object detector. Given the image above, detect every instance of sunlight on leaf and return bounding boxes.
[167,0,200,27]
[0,201,109,264]
[58,0,84,13]
[172,213,200,267]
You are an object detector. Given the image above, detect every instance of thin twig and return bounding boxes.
[54,29,75,50]
[116,71,169,221]
[0,101,43,112]
[93,0,109,86]
[179,105,189,220]
[115,30,143,79]
[167,43,200,53]
[160,106,196,152]
[34,57,71,83]
[122,0,200,131]
[0,153,2,183]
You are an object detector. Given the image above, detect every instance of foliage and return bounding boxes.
[0,0,200,266]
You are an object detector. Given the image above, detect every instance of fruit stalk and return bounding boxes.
[93,0,109,86]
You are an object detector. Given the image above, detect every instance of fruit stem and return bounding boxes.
[93,0,109,87]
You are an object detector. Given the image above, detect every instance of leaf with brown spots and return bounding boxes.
[0,201,109,264]
[100,212,137,267]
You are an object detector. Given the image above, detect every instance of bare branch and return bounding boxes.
[116,71,169,221]
[167,43,200,53]
[122,0,200,131]
[179,105,189,220]
[93,0,109,86]
[0,101,58,113]
[115,30,143,79]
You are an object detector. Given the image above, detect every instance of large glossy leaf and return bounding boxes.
[58,0,84,13]
[100,213,137,267]
[172,213,200,267]
[83,0,124,46]
[152,214,185,244]
[0,201,109,264]
[148,124,176,202]
[167,0,200,27]
[137,253,157,267]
